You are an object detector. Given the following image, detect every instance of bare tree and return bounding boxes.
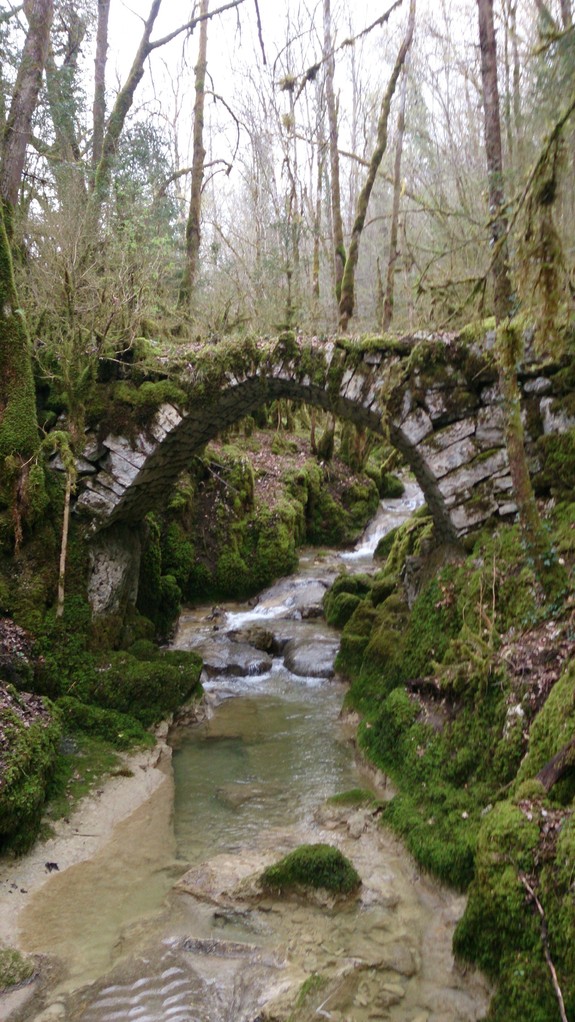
[339,0,416,331]
[92,0,111,177]
[476,0,562,596]
[323,0,346,307]
[382,46,411,330]
[180,0,210,307]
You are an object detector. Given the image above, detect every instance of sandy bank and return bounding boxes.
[0,726,172,955]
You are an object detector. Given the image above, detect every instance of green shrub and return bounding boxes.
[260,843,361,895]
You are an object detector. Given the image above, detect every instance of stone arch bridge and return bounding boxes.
[70,331,571,614]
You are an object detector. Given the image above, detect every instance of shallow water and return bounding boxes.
[171,671,359,864]
[11,484,491,1021]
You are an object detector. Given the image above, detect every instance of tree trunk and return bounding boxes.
[382,53,410,331]
[179,0,209,308]
[560,0,572,27]
[339,0,416,332]
[91,0,164,210]
[323,0,346,306]
[0,0,54,208]
[92,0,111,177]
[476,0,564,598]
[0,203,39,546]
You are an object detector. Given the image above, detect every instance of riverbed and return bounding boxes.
[0,484,491,1022]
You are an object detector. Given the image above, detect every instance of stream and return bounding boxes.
[9,482,490,1022]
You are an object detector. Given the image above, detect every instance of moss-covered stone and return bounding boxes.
[534,428,575,499]
[260,843,361,896]
[516,658,575,793]
[87,648,202,727]
[0,686,62,852]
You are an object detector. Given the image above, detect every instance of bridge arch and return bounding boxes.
[73,334,570,613]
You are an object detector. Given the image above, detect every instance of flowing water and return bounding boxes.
[7,481,491,1022]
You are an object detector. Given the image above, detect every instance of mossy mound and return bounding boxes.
[0,686,62,852]
[454,798,575,1021]
[260,843,361,896]
[87,649,202,727]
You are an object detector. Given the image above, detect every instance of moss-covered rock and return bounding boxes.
[535,427,575,499]
[87,649,202,727]
[260,843,361,896]
[0,686,62,852]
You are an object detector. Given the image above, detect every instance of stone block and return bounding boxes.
[497,501,517,516]
[421,434,477,478]
[523,376,552,395]
[101,448,146,489]
[437,449,508,499]
[450,498,497,533]
[50,453,97,475]
[75,487,116,516]
[429,418,476,449]
[400,407,433,445]
[82,434,106,462]
[540,396,575,435]
[475,404,506,447]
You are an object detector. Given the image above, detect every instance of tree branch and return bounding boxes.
[519,874,569,1022]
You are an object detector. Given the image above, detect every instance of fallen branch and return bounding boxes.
[536,736,575,793]
[520,874,568,1022]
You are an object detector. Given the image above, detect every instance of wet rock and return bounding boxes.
[195,637,273,677]
[380,943,419,977]
[283,636,339,678]
[255,578,328,619]
[228,625,275,653]
[216,782,278,809]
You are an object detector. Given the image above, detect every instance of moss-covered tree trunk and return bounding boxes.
[0,0,54,208]
[477,0,564,597]
[0,204,39,541]
[338,0,415,331]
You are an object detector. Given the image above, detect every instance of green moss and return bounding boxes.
[379,472,405,498]
[56,696,152,748]
[324,591,362,628]
[88,649,202,726]
[0,947,34,991]
[516,658,575,791]
[0,689,62,853]
[453,801,542,977]
[458,317,496,345]
[326,787,379,807]
[0,208,39,464]
[260,843,361,895]
[535,428,575,498]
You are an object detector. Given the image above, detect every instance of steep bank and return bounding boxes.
[326,496,575,1021]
